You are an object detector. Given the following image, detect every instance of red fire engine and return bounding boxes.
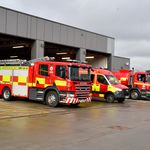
[0,57,91,107]
[91,68,128,103]
[113,69,150,100]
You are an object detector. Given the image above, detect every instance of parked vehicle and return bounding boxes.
[91,68,129,103]
[113,69,150,100]
[0,57,91,107]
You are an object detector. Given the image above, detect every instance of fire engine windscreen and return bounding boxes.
[137,74,147,82]
[106,75,119,85]
[69,66,90,81]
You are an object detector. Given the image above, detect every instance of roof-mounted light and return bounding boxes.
[10,56,18,58]
[86,56,95,59]
[56,52,67,55]
[62,57,70,60]
[12,46,24,49]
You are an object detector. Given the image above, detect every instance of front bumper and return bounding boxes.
[114,89,129,99]
[64,96,91,104]
[59,92,91,104]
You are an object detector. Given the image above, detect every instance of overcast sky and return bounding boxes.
[0,0,150,71]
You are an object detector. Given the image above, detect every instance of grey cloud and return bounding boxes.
[131,57,150,71]
[115,40,150,57]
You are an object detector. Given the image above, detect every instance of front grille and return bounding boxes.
[75,86,90,100]
[123,89,129,96]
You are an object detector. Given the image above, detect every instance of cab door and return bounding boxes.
[29,63,52,100]
[34,63,51,88]
[97,75,108,93]
[55,65,67,91]
[91,74,100,92]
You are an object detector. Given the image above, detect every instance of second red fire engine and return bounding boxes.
[113,69,150,100]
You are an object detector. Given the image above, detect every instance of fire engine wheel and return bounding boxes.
[46,91,59,107]
[130,90,140,100]
[106,93,115,103]
[2,87,12,101]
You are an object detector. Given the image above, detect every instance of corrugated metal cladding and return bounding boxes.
[112,56,130,71]
[0,6,114,54]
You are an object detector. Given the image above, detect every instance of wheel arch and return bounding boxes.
[2,86,12,101]
[2,86,11,93]
[44,86,60,101]
[129,88,141,93]
[104,91,114,99]
[130,88,141,99]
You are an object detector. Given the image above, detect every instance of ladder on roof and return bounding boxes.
[27,56,55,64]
[0,56,55,66]
[66,59,87,64]
[0,59,27,66]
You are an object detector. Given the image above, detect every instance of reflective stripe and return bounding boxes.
[134,82,143,85]
[120,77,127,81]
[96,85,100,91]
[92,84,100,91]
[3,76,11,82]
[13,82,18,85]
[92,85,95,91]
[33,83,36,87]
[55,80,66,86]
[0,66,28,70]
[36,78,45,84]
[99,94,104,97]
[44,84,52,88]
[18,76,27,83]
[28,83,32,87]
[134,82,150,86]
[107,85,116,93]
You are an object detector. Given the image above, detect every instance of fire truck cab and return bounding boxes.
[91,68,128,103]
[0,57,91,107]
[113,69,150,100]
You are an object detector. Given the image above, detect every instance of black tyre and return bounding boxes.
[45,91,59,107]
[130,90,140,100]
[2,87,11,101]
[106,93,115,103]
[118,98,125,103]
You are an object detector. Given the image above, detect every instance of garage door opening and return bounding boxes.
[86,50,111,69]
[45,43,78,61]
[0,34,33,60]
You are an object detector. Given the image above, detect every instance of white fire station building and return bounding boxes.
[0,6,130,71]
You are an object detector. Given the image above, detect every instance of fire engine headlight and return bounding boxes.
[116,88,122,92]
[67,93,75,97]
[115,90,123,97]
[115,88,123,95]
